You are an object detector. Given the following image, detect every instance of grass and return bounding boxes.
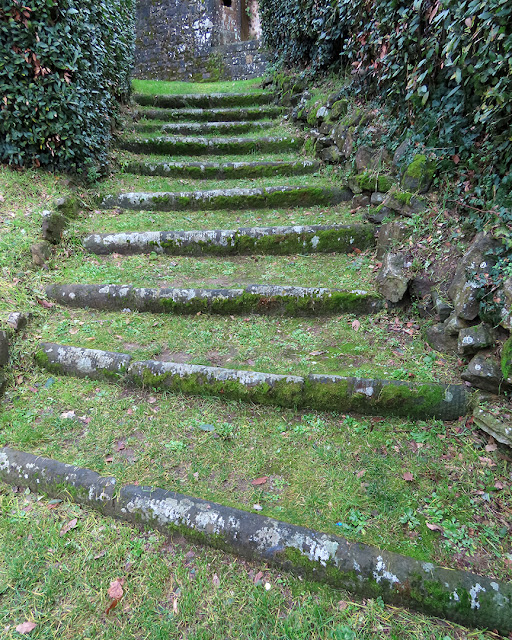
[52,250,376,290]
[70,204,361,235]
[1,77,511,636]
[132,78,264,95]
[121,123,294,141]
[0,489,499,640]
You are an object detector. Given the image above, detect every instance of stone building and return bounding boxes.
[134,0,267,81]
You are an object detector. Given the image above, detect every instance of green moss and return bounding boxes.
[133,365,303,407]
[392,190,414,205]
[304,137,316,156]
[401,154,435,192]
[378,383,444,418]
[306,109,318,127]
[501,337,512,380]
[327,99,349,122]
[356,171,394,193]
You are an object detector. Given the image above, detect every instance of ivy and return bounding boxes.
[260,0,512,195]
[0,0,135,172]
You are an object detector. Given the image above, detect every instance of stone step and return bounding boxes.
[134,106,283,122]
[83,223,375,256]
[45,283,382,317]
[35,343,471,420]
[117,135,302,156]
[134,121,276,135]
[121,159,321,179]
[134,92,275,109]
[101,186,352,212]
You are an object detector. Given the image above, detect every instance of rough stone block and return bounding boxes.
[0,331,8,366]
[376,222,408,260]
[425,323,458,354]
[31,241,51,267]
[376,252,410,303]
[461,354,508,394]
[458,324,495,356]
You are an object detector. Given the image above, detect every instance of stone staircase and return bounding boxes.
[36,87,470,421]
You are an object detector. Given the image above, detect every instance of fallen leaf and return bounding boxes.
[15,621,36,634]
[494,481,504,490]
[352,319,361,332]
[60,518,78,536]
[60,410,75,420]
[403,472,414,482]
[338,600,348,611]
[252,477,268,486]
[106,577,125,613]
[426,522,443,532]
[37,298,54,309]
[115,441,126,452]
[69,327,79,335]
[212,574,220,587]
[356,469,366,479]
[105,456,114,463]
[485,443,497,452]
[148,396,157,404]
[253,570,264,584]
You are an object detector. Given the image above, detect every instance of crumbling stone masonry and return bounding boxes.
[134,0,267,81]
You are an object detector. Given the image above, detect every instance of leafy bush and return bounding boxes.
[0,0,135,172]
[260,0,512,192]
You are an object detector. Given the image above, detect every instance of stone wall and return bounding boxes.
[134,0,267,81]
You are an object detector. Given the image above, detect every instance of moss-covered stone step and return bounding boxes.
[122,159,321,179]
[45,283,382,317]
[133,92,275,109]
[101,186,352,212]
[117,135,302,156]
[134,106,283,122]
[134,121,275,135]
[83,223,375,256]
[35,343,471,420]
[3,448,509,634]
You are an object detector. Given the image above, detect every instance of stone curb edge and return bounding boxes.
[0,446,510,633]
[35,343,471,420]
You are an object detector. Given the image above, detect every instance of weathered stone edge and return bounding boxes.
[35,343,471,420]
[133,92,275,108]
[101,185,352,211]
[134,106,284,122]
[123,159,321,179]
[45,283,383,317]
[0,446,510,633]
[83,223,375,256]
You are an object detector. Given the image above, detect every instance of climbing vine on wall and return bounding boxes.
[0,0,135,172]
[260,0,512,197]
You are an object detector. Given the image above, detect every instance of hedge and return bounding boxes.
[0,0,135,172]
[259,0,512,194]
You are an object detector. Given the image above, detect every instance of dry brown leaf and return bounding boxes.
[15,621,36,634]
[352,319,361,332]
[60,518,78,536]
[108,578,125,601]
[426,522,443,532]
[251,477,268,486]
[212,574,220,587]
[402,472,414,482]
[356,469,366,479]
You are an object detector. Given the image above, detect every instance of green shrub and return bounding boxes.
[259,0,512,190]
[0,0,135,172]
